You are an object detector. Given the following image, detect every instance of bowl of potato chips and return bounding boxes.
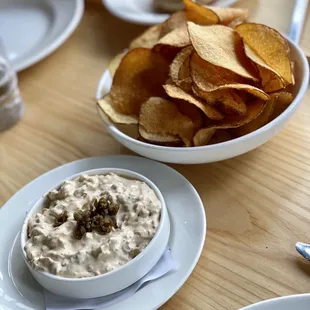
[96,0,309,164]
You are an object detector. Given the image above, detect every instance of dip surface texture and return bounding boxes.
[25,173,162,278]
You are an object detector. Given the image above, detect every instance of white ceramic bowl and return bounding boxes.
[20,168,170,299]
[96,37,309,164]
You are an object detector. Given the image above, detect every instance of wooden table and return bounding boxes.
[1,1,310,309]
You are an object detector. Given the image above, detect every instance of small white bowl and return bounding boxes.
[96,36,309,164]
[20,168,170,299]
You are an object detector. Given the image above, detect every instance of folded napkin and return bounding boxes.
[44,248,177,310]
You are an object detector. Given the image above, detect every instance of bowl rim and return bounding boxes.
[20,167,168,282]
[96,35,309,152]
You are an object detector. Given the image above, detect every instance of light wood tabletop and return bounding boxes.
[1,0,310,309]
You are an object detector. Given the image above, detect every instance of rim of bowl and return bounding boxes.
[20,167,168,282]
[96,35,309,152]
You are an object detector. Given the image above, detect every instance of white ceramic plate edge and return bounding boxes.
[240,293,310,310]
[15,0,84,72]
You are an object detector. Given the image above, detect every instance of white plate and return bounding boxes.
[0,0,84,72]
[0,155,206,310]
[102,0,237,25]
[241,294,310,310]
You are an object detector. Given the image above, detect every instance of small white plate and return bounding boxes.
[0,0,84,72]
[102,0,237,25]
[241,294,310,310]
[0,155,206,309]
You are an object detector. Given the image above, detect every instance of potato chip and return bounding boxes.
[97,94,138,125]
[170,46,193,92]
[193,127,234,146]
[179,52,191,81]
[193,99,266,145]
[155,25,190,49]
[110,48,170,116]
[269,91,293,121]
[108,52,126,78]
[160,11,187,37]
[208,129,232,144]
[193,85,247,115]
[216,99,266,127]
[163,83,224,120]
[153,25,191,59]
[243,44,285,93]
[139,125,181,143]
[177,100,204,130]
[231,97,276,136]
[139,97,195,146]
[184,0,219,25]
[227,18,244,29]
[190,52,269,101]
[190,51,245,89]
[236,23,293,85]
[187,22,258,81]
[129,24,162,49]
[193,127,216,146]
[209,7,248,25]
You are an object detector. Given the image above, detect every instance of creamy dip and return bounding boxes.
[25,173,162,278]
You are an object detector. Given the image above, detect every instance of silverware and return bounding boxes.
[296,242,310,261]
[288,0,309,43]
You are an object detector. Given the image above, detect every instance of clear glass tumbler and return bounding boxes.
[0,39,24,131]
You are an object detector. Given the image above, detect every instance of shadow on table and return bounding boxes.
[295,258,310,277]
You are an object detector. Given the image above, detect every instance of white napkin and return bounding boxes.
[44,248,177,310]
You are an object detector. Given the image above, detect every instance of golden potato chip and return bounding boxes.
[184,0,219,25]
[179,53,191,81]
[153,25,190,59]
[155,25,190,49]
[269,91,293,121]
[190,52,269,101]
[139,125,181,143]
[227,18,244,29]
[209,7,248,25]
[190,51,245,89]
[160,11,187,37]
[193,127,216,146]
[170,46,193,92]
[139,97,194,146]
[193,99,266,145]
[243,44,285,93]
[193,85,247,115]
[163,83,224,120]
[216,99,266,127]
[231,97,276,136]
[193,128,233,146]
[187,22,258,80]
[236,23,293,85]
[208,129,232,144]
[129,24,162,49]
[97,94,138,125]
[110,48,170,116]
[177,100,204,130]
[108,52,126,78]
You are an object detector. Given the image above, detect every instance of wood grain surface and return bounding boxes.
[1,1,310,309]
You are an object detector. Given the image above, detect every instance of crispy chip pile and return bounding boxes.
[98,0,295,147]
